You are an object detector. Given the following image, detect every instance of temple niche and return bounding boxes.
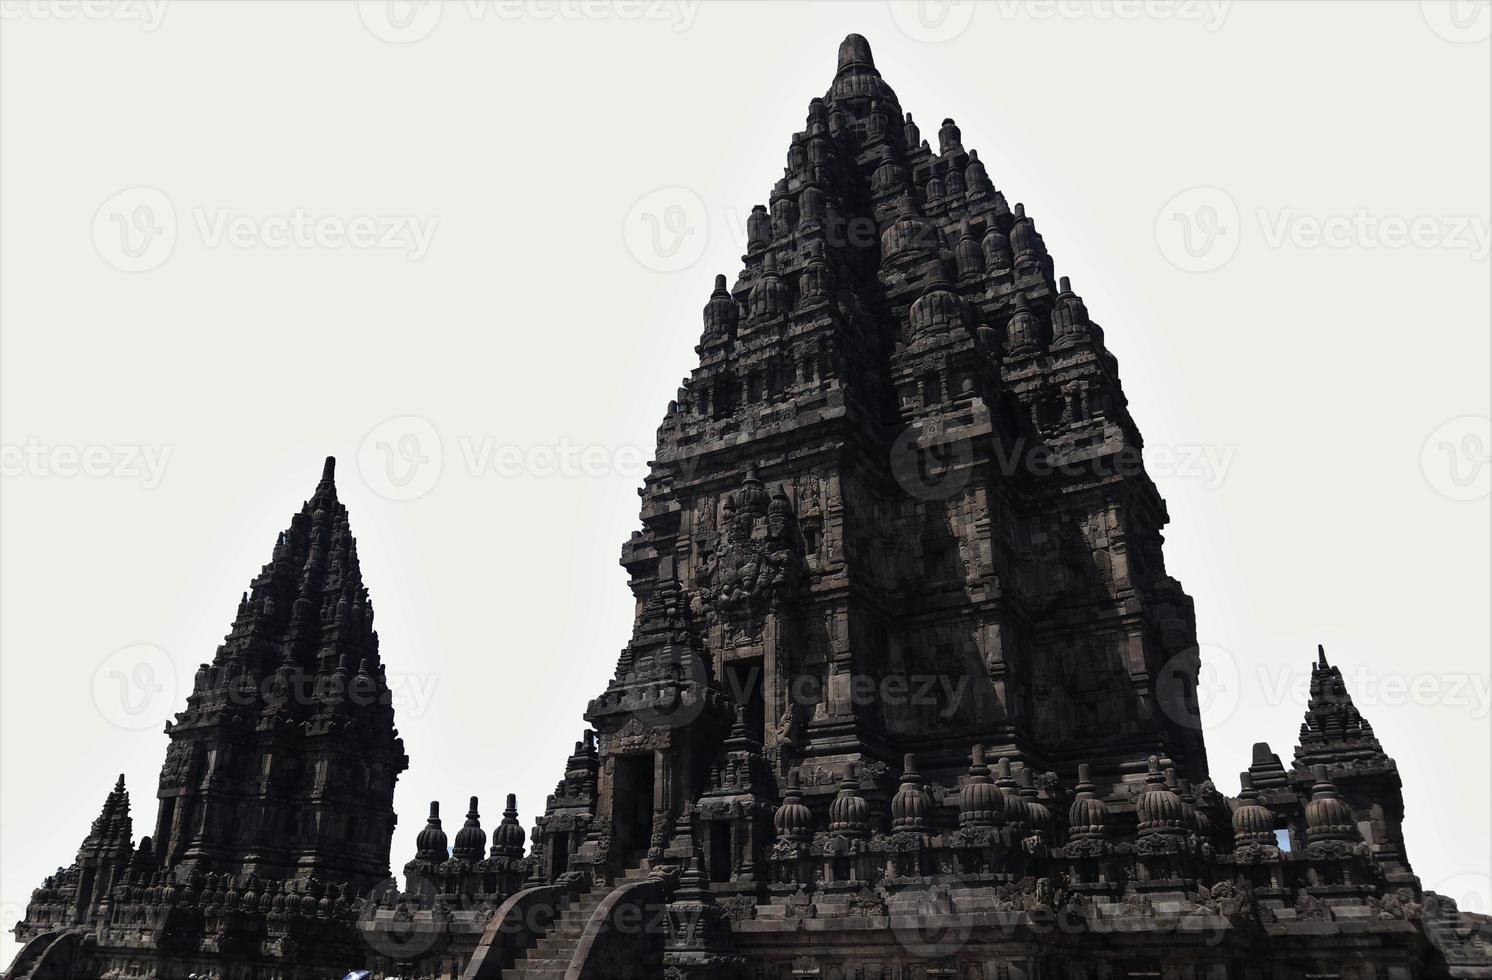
[7,33,1489,980]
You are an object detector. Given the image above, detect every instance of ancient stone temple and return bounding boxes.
[7,32,1489,980]
[9,459,410,979]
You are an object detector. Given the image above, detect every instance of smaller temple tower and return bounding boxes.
[1292,645,1413,884]
[13,776,138,939]
[152,457,407,893]
[11,458,409,980]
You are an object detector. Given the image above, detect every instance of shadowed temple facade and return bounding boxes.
[8,33,1489,980]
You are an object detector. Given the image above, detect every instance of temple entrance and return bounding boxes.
[708,821,732,883]
[611,753,655,866]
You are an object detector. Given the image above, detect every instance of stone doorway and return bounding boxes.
[549,831,570,879]
[611,753,655,865]
[708,821,732,883]
[725,658,765,741]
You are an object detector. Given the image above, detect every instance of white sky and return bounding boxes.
[1,1,1489,964]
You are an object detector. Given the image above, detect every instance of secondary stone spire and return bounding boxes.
[81,774,133,857]
[1294,644,1391,770]
[153,457,407,891]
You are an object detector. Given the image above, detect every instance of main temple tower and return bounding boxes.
[560,33,1207,884]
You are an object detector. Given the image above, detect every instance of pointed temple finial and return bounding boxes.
[414,799,449,862]
[452,796,486,861]
[938,117,962,154]
[319,456,336,486]
[1317,643,1329,669]
[837,33,874,73]
[892,753,930,833]
[774,770,812,843]
[490,793,526,858]
[1247,740,1290,789]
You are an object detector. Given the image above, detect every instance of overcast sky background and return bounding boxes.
[2,0,1489,964]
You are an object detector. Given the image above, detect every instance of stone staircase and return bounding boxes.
[1,944,44,980]
[501,863,654,979]
[2,930,69,980]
